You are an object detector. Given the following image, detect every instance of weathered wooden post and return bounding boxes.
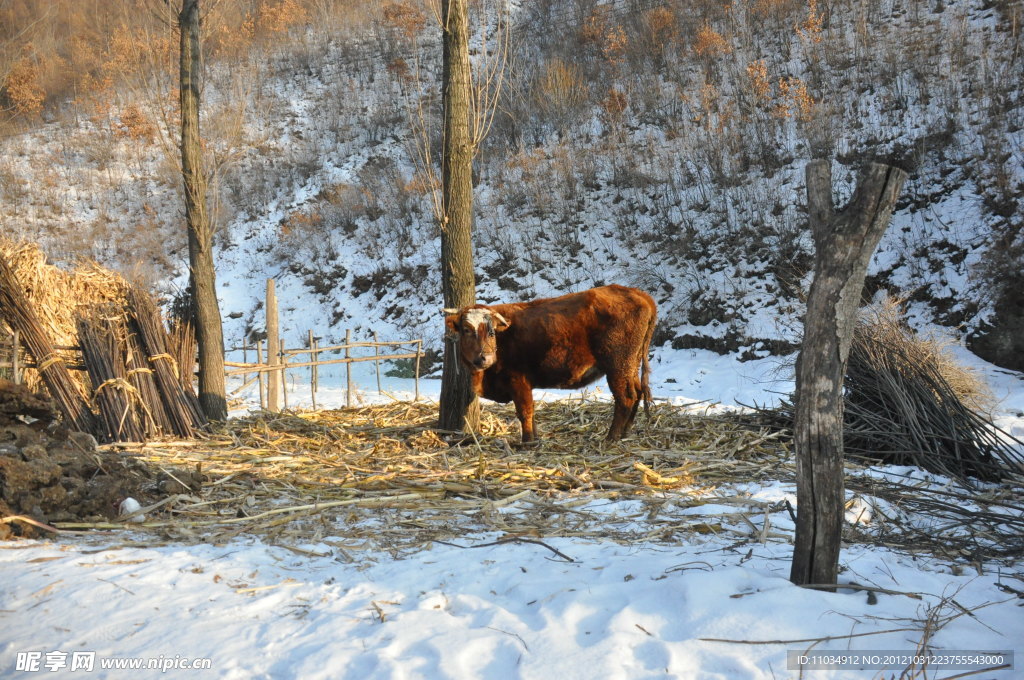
[345,328,353,408]
[256,339,265,410]
[266,279,281,412]
[281,347,289,411]
[312,336,319,394]
[414,339,422,401]
[790,159,907,588]
[308,329,317,411]
[373,331,382,394]
[12,329,20,385]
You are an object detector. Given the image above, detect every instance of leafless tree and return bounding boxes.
[177,0,227,421]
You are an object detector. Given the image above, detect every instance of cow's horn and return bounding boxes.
[492,311,510,326]
[442,308,460,315]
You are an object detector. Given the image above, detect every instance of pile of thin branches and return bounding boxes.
[846,470,1024,561]
[767,300,1024,485]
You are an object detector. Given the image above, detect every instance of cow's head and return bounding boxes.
[443,306,510,371]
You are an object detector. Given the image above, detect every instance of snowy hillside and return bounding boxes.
[1,0,1021,370]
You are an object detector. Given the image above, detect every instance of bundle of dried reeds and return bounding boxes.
[127,286,206,437]
[0,256,97,434]
[125,325,173,437]
[76,307,147,443]
[767,300,1024,484]
[168,319,197,387]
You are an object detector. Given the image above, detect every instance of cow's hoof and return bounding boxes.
[514,439,541,450]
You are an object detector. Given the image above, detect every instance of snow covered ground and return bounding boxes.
[3,347,1022,679]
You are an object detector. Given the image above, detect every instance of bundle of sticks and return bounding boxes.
[72,291,207,442]
[767,301,1024,485]
[126,286,206,439]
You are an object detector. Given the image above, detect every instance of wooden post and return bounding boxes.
[256,339,265,410]
[308,329,317,411]
[266,279,281,412]
[373,331,382,393]
[282,348,289,411]
[790,160,907,588]
[345,328,352,408]
[414,339,421,401]
[12,329,20,385]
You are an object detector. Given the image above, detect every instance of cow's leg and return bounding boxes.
[605,369,640,441]
[623,395,641,435]
[509,374,538,443]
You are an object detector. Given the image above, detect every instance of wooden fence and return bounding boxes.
[223,278,425,412]
[0,332,83,384]
[2,325,423,413]
[225,335,423,410]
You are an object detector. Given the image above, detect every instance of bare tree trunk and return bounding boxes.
[790,160,907,587]
[437,0,480,434]
[179,0,227,421]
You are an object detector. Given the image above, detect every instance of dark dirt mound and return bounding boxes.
[0,380,154,538]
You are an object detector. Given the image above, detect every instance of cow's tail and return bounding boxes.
[641,312,655,420]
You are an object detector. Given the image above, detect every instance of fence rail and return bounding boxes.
[0,333,85,382]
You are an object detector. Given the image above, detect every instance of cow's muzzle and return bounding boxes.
[472,353,496,370]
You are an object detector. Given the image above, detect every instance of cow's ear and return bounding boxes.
[444,312,460,338]
[492,312,511,332]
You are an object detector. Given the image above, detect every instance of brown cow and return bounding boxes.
[444,284,657,443]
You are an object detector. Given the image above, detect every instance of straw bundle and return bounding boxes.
[127,286,206,437]
[0,256,97,434]
[124,324,174,437]
[168,319,197,387]
[76,306,149,443]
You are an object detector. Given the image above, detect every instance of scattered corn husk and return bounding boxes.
[55,400,787,546]
[50,398,1022,563]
